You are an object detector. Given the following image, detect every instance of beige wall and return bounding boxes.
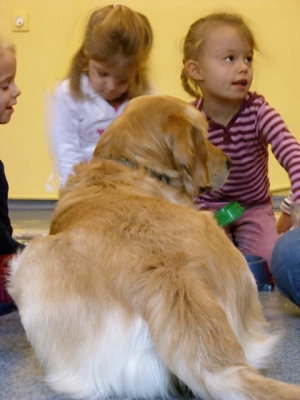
[0,0,299,199]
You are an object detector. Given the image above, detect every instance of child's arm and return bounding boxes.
[258,102,300,206]
[52,81,81,187]
[276,191,293,233]
[277,212,292,234]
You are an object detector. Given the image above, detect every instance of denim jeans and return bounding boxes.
[271,227,300,308]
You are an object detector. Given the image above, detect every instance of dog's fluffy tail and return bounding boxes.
[130,256,300,399]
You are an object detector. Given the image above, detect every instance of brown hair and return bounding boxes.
[181,12,257,98]
[68,4,153,99]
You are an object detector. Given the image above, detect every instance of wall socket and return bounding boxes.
[11,11,29,32]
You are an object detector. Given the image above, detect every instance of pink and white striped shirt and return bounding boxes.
[192,92,300,210]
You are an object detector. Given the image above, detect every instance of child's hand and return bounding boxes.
[276,212,292,234]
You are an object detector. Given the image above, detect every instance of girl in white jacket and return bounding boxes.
[52,4,153,187]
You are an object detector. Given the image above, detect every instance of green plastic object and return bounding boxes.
[215,202,245,227]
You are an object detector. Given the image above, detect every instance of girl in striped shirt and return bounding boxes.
[181,12,300,268]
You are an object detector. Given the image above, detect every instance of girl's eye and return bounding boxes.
[225,55,234,61]
[245,56,253,63]
[97,71,107,77]
[0,79,10,90]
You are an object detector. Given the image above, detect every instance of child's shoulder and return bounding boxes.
[54,79,71,95]
[243,91,270,111]
[54,75,90,99]
[247,91,265,103]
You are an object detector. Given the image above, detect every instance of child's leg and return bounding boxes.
[271,227,300,307]
[0,223,24,315]
[0,222,23,255]
[231,204,279,268]
[0,254,16,315]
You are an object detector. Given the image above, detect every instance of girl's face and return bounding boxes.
[0,49,21,124]
[87,59,136,105]
[191,24,253,103]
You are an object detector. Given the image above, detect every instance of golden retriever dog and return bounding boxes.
[8,95,300,400]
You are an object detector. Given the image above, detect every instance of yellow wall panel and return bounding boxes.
[0,0,299,199]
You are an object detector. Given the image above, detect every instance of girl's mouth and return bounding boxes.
[233,80,248,87]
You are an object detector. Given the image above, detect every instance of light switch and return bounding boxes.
[11,11,29,32]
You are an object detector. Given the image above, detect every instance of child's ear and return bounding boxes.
[185,60,203,81]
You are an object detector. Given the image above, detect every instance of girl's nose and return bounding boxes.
[106,78,116,92]
[12,82,21,98]
[239,60,248,73]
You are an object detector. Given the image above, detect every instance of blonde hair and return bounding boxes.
[68,4,153,99]
[181,12,257,98]
[0,37,15,58]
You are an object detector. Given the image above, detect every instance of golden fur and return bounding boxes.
[8,95,300,399]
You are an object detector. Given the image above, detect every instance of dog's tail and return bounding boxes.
[131,256,300,399]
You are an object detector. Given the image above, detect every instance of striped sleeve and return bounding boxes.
[257,103,300,203]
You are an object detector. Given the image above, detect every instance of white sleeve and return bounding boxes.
[52,81,82,187]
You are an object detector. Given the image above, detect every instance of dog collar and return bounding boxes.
[118,157,170,184]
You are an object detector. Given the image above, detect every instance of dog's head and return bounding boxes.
[92,95,231,199]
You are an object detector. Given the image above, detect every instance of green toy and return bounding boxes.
[215,202,245,227]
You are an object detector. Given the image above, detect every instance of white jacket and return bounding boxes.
[52,74,128,186]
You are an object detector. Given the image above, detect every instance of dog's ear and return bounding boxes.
[162,112,211,196]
